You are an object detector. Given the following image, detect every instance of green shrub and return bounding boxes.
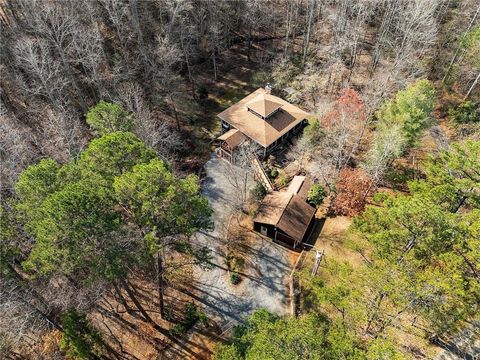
[169,303,207,337]
[230,272,241,285]
[163,305,174,322]
[251,182,267,201]
[307,184,327,207]
[86,100,133,136]
[198,311,208,325]
[226,255,245,272]
[233,256,245,271]
[448,101,479,123]
[270,168,279,178]
[60,309,103,359]
[276,173,290,188]
[184,303,199,325]
[170,323,186,337]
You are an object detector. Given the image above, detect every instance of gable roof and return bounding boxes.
[253,191,292,225]
[253,185,315,243]
[277,195,316,242]
[287,175,312,200]
[217,88,309,148]
[217,128,247,149]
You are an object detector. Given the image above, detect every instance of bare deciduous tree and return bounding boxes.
[222,141,258,213]
[0,111,35,193]
[116,82,181,160]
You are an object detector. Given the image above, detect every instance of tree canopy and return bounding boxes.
[213,309,404,360]
[375,80,435,148]
[14,132,212,284]
[86,100,134,136]
[309,141,480,341]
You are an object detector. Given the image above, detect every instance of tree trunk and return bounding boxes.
[443,4,480,83]
[157,250,165,320]
[55,44,88,113]
[247,26,252,62]
[284,3,291,58]
[212,51,217,81]
[113,282,133,314]
[129,0,149,74]
[365,292,385,335]
[464,71,480,100]
[186,54,196,100]
[119,278,155,325]
[371,0,399,73]
[169,94,180,131]
[302,0,314,66]
[30,301,63,332]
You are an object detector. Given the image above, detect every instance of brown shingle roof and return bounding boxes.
[276,195,315,242]
[246,93,282,118]
[253,190,315,243]
[217,128,246,149]
[287,175,313,200]
[253,191,291,225]
[218,88,309,148]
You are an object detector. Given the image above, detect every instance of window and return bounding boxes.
[260,225,268,236]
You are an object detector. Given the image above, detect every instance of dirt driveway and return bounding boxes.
[192,156,297,327]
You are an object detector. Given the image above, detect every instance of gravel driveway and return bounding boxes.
[192,156,296,328]
[434,321,480,360]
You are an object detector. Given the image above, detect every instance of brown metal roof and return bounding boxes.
[217,128,246,149]
[217,88,309,148]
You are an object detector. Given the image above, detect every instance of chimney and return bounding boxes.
[265,83,272,94]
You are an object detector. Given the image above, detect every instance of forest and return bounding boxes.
[0,0,479,359]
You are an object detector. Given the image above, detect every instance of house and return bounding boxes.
[217,85,310,159]
[253,175,316,249]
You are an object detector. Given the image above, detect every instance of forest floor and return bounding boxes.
[178,42,267,174]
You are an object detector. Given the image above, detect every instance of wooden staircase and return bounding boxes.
[251,155,274,192]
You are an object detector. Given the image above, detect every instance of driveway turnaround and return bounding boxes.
[192,156,296,328]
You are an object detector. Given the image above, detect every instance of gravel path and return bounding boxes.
[192,156,295,328]
[434,321,480,360]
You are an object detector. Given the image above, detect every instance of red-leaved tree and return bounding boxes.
[319,89,367,175]
[331,167,373,217]
[322,88,366,128]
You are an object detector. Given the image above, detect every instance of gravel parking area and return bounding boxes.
[192,156,297,328]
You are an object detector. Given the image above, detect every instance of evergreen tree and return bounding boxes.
[13,131,213,321]
[60,309,103,360]
[86,101,134,136]
[376,80,435,148]
[212,309,404,360]
[114,158,213,318]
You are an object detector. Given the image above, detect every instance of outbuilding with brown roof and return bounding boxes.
[253,176,316,249]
